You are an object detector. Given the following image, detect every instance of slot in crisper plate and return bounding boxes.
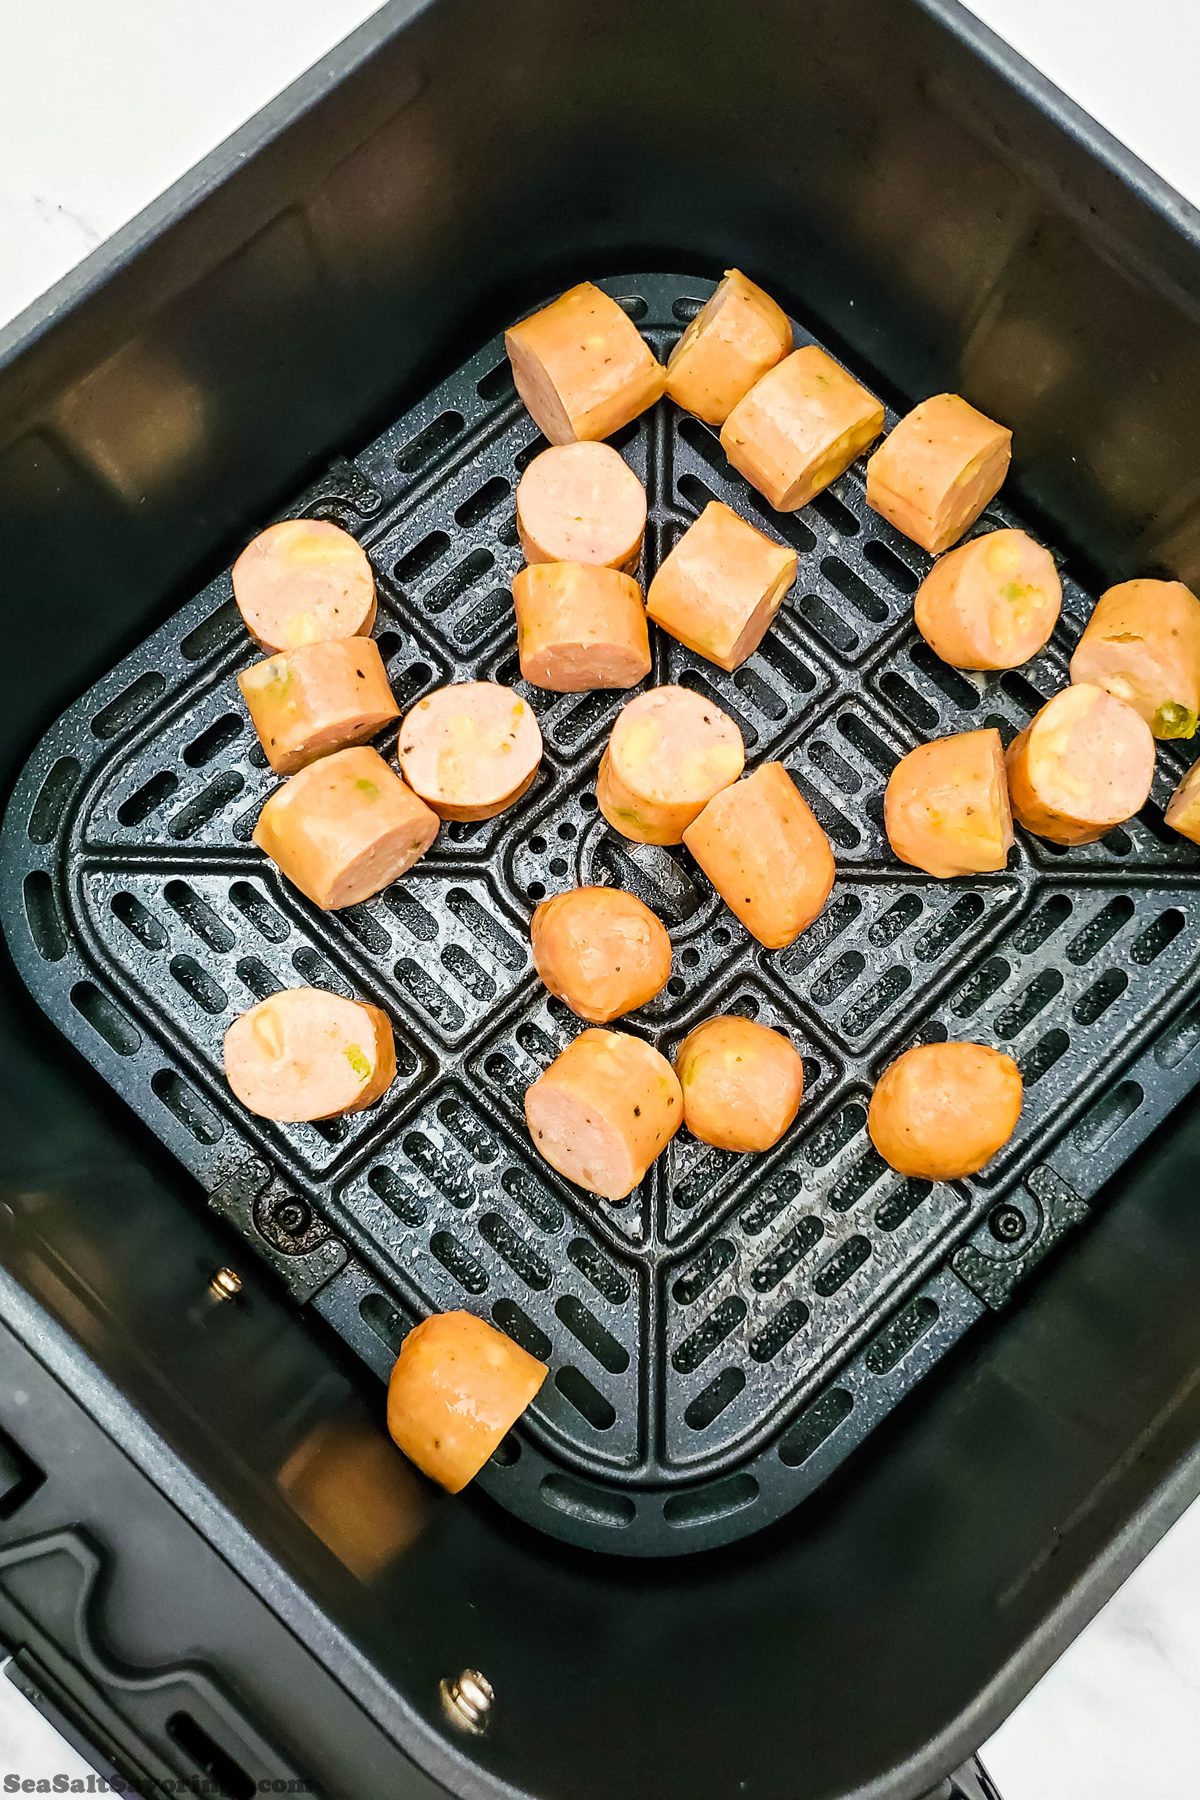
[6,273,1200,1556]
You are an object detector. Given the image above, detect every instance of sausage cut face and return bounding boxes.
[516,441,647,571]
[224,986,396,1121]
[868,1042,1022,1180]
[646,499,797,672]
[238,637,399,775]
[683,761,835,948]
[597,686,745,844]
[397,682,543,820]
[253,745,439,908]
[885,728,1014,879]
[531,887,672,1022]
[676,1015,804,1153]
[914,529,1061,671]
[665,268,793,426]
[866,394,1011,555]
[387,1312,547,1493]
[1069,578,1200,739]
[1004,683,1154,846]
[232,519,377,652]
[525,1029,683,1200]
[512,562,651,692]
[504,282,667,444]
[720,345,885,512]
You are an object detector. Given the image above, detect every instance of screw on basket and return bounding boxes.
[988,1204,1026,1245]
[209,1267,243,1301]
[274,1199,311,1236]
[440,1669,494,1734]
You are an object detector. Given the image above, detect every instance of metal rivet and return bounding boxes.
[210,1267,243,1301]
[440,1669,494,1734]
[988,1204,1026,1245]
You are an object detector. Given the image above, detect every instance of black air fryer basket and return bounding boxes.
[3,2,1200,1797]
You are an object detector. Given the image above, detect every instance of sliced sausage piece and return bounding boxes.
[646,500,797,672]
[1005,683,1154,846]
[682,761,834,948]
[253,745,439,909]
[512,562,651,691]
[396,683,542,821]
[232,519,377,652]
[1069,578,1200,739]
[665,269,793,426]
[386,1312,547,1494]
[866,394,1011,554]
[524,1028,682,1200]
[1165,755,1200,844]
[675,1015,803,1152]
[914,529,1062,670]
[868,1042,1022,1180]
[224,987,396,1121]
[238,637,399,776]
[597,686,745,844]
[719,345,884,512]
[505,282,667,445]
[516,442,647,571]
[885,728,1014,878]
[531,887,671,1022]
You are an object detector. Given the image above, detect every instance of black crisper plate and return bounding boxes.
[6,273,1200,1556]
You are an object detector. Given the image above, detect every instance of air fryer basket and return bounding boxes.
[6,272,1200,1559]
[4,0,1200,1792]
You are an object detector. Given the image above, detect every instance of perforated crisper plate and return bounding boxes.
[7,274,1200,1555]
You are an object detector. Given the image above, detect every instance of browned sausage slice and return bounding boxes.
[868,1042,1022,1179]
[866,395,1011,554]
[524,1028,682,1200]
[665,269,793,426]
[504,282,667,444]
[396,683,543,820]
[387,1312,547,1493]
[232,519,377,652]
[720,345,884,511]
[646,500,797,672]
[531,887,672,1022]
[914,529,1062,670]
[516,442,647,571]
[512,562,651,691]
[238,637,399,775]
[253,745,439,908]
[224,987,396,1120]
[1069,578,1200,738]
[597,686,744,844]
[885,729,1014,878]
[1004,683,1154,845]
[1166,755,1200,844]
[682,762,834,948]
[675,1015,804,1152]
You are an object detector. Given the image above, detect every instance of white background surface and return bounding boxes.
[2,2,1200,1796]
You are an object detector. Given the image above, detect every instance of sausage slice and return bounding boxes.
[885,728,1014,878]
[253,745,439,909]
[675,1015,804,1152]
[597,686,745,844]
[224,986,396,1120]
[505,282,667,444]
[914,529,1062,670]
[397,682,543,820]
[524,1028,683,1200]
[1005,683,1154,846]
[683,761,835,948]
[516,441,647,571]
[646,500,797,672]
[1069,578,1200,739]
[1165,755,1200,845]
[512,562,651,692]
[387,1312,547,1493]
[868,1042,1022,1180]
[531,887,672,1022]
[232,519,377,652]
[866,395,1011,554]
[665,269,793,426]
[238,637,399,775]
[719,345,885,512]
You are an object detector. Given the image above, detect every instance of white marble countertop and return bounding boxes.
[2,2,1200,1795]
